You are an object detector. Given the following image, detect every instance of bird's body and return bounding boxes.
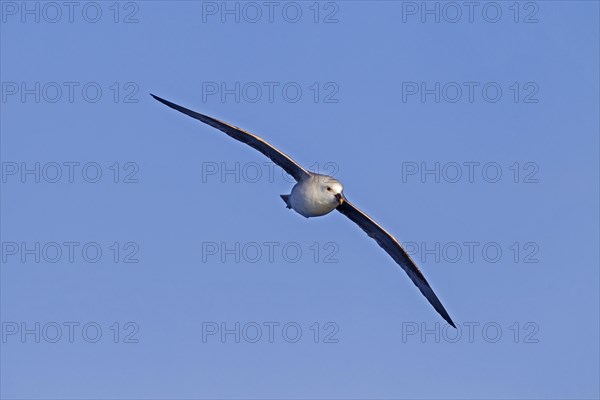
[151,94,457,328]
[287,174,344,218]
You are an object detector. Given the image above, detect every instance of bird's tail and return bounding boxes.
[280,195,292,209]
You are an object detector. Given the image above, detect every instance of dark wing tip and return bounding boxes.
[446,316,457,329]
[150,93,176,109]
[425,287,456,329]
[420,282,457,329]
[149,93,215,126]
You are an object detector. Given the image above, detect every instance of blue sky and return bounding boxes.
[1,1,599,399]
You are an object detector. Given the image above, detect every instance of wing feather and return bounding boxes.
[151,94,311,182]
[337,199,456,328]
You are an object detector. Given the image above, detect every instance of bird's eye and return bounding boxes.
[326,187,331,191]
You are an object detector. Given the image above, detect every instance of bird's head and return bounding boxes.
[315,174,345,206]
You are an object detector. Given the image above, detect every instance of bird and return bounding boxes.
[151,94,456,328]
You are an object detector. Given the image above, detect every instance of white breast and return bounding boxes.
[289,179,338,218]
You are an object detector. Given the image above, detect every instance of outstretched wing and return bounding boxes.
[151,94,311,182]
[337,199,456,328]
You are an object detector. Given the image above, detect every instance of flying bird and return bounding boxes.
[151,94,456,328]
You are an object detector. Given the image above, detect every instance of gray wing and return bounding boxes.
[337,199,456,328]
[151,94,311,182]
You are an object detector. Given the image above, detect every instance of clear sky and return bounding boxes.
[1,1,599,399]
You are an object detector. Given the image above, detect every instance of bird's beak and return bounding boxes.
[335,193,345,205]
